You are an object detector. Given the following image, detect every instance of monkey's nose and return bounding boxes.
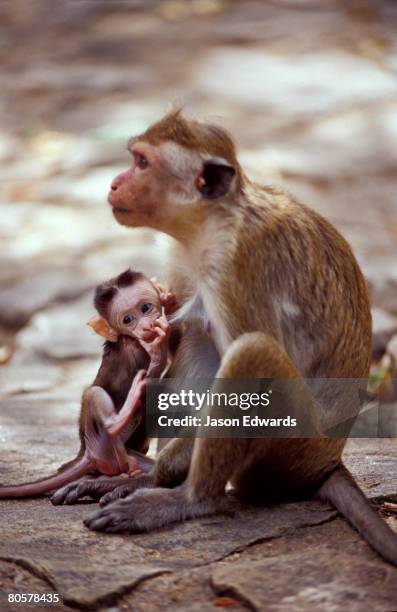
[111,171,127,191]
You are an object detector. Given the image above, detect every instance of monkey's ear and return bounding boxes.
[197,159,236,199]
[86,317,119,342]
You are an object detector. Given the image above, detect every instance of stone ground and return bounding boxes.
[0,1,397,610]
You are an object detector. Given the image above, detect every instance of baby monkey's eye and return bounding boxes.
[123,314,134,325]
[135,153,148,170]
[141,303,152,314]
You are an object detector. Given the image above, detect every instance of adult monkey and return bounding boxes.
[77,111,395,564]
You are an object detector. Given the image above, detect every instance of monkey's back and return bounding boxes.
[229,184,372,381]
[93,337,150,453]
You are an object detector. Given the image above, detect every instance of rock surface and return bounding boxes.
[1,1,397,610]
[0,389,396,610]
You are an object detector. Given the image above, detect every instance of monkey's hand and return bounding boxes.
[51,474,132,505]
[84,485,230,533]
[140,316,170,378]
[151,278,178,315]
[99,472,154,506]
[51,468,154,506]
[161,291,178,315]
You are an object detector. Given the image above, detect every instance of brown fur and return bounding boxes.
[83,113,395,564]
[0,271,155,500]
[130,109,242,176]
[62,271,153,474]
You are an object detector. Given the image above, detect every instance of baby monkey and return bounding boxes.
[0,269,172,499]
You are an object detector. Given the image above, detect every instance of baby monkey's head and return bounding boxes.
[90,269,162,343]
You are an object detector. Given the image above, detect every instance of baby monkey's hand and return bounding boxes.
[140,315,170,378]
[151,278,178,315]
[161,291,178,315]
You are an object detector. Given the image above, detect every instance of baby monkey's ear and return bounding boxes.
[86,316,119,342]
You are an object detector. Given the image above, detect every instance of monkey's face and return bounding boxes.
[108,137,236,240]
[108,141,171,228]
[108,279,162,343]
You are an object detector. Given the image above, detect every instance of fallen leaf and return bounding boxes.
[382,501,397,514]
[0,345,12,365]
[215,596,241,608]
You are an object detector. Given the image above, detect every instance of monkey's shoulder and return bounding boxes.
[103,337,147,359]
[240,186,359,272]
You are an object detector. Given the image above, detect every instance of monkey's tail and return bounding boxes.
[0,457,92,498]
[318,464,397,566]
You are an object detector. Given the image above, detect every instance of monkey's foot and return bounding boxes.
[84,486,230,533]
[51,474,131,505]
[99,472,154,506]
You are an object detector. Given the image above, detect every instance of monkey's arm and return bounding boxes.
[50,390,154,506]
[77,386,149,477]
[105,369,147,438]
[102,325,172,439]
[139,315,171,378]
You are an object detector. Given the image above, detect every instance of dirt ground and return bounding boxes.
[0,1,396,610]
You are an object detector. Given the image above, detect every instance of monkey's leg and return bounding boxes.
[84,425,244,532]
[98,438,194,506]
[154,438,195,486]
[86,332,314,533]
[52,386,145,505]
[53,454,156,505]
[82,387,138,475]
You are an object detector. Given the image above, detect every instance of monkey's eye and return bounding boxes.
[135,153,149,170]
[141,303,152,314]
[123,314,134,325]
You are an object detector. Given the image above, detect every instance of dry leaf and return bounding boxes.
[215,596,241,608]
[382,502,397,514]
